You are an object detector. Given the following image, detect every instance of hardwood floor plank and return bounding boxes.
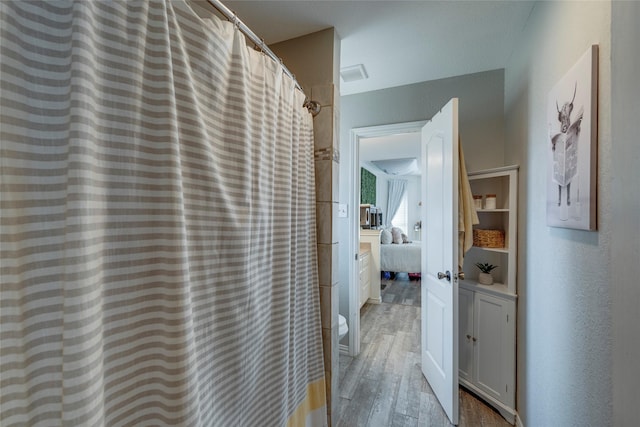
[408,352,427,418]
[391,413,419,427]
[381,277,421,307]
[339,338,375,399]
[367,371,402,427]
[410,314,421,353]
[394,351,421,419]
[338,377,379,427]
[459,388,482,426]
[418,390,450,427]
[384,331,409,375]
[363,334,394,381]
[367,330,412,426]
[336,397,352,424]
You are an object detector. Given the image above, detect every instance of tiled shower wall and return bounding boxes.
[312,83,340,425]
[270,27,340,425]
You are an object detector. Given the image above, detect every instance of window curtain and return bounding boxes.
[385,179,408,229]
[0,1,326,426]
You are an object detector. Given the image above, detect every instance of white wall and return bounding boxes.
[338,70,506,343]
[611,2,640,425]
[503,2,612,425]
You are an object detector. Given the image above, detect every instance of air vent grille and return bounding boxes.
[340,64,368,83]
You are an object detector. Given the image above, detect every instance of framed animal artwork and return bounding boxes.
[546,44,598,230]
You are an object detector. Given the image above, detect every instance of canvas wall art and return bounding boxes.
[546,44,598,230]
[360,167,376,205]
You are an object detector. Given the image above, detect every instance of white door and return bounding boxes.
[421,98,459,425]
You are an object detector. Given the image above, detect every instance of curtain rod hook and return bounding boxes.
[231,11,239,29]
[304,99,321,117]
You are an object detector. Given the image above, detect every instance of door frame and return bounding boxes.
[348,120,428,356]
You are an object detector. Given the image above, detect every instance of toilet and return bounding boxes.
[338,314,348,341]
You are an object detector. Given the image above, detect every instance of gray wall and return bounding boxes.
[611,2,640,425]
[503,2,612,425]
[338,70,506,342]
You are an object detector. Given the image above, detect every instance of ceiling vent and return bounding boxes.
[340,64,368,83]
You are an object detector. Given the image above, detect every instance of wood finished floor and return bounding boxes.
[337,276,511,427]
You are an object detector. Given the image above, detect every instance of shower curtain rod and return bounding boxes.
[205,0,321,116]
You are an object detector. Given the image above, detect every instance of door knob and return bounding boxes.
[437,271,451,282]
[457,271,465,280]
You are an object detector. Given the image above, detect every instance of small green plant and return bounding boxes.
[475,262,498,274]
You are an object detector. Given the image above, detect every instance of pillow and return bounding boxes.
[401,233,410,244]
[380,229,392,245]
[391,227,403,244]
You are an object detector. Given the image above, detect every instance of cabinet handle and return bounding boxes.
[466,334,472,340]
[472,337,477,342]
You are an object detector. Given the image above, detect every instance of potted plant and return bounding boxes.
[475,262,498,285]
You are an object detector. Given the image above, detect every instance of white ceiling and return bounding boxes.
[221,0,536,96]
[360,132,422,175]
[360,133,420,162]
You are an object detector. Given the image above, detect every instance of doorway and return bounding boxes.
[346,120,427,357]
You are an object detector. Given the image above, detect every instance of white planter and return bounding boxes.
[478,272,494,285]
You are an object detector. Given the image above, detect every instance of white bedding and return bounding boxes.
[380,241,421,273]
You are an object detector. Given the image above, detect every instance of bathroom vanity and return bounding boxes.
[359,229,381,306]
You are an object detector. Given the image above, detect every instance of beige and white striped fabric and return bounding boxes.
[0,1,326,426]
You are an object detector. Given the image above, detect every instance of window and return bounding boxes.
[391,192,408,233]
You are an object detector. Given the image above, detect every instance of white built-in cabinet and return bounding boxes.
[460,165,518,424]
[459,285,516,423]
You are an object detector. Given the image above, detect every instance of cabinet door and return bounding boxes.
[359,253,370,307]
[474,293,515,404]
[458,288,474,382]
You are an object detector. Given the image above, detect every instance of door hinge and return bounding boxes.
[355,253,358,261]
[507,314,509,323]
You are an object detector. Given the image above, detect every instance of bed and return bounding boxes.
[380,241,422,273]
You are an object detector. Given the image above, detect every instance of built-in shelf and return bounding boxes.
[476,208,509,213]
[460,165,518,423]
[465,165,518,294]
[472,246,509,254]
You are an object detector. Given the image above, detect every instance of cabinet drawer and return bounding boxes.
[360,271,370,287]
[360,252,370,269]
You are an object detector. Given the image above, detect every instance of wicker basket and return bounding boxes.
[473,229,505,248]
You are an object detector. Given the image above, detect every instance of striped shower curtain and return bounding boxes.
[0,1,326,426]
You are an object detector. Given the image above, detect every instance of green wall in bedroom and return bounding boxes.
[360,167,376,205]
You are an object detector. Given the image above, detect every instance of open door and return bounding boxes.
[420,98,459,424]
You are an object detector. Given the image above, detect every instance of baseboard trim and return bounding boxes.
[516,413,524,427]
[367,297,382,305]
